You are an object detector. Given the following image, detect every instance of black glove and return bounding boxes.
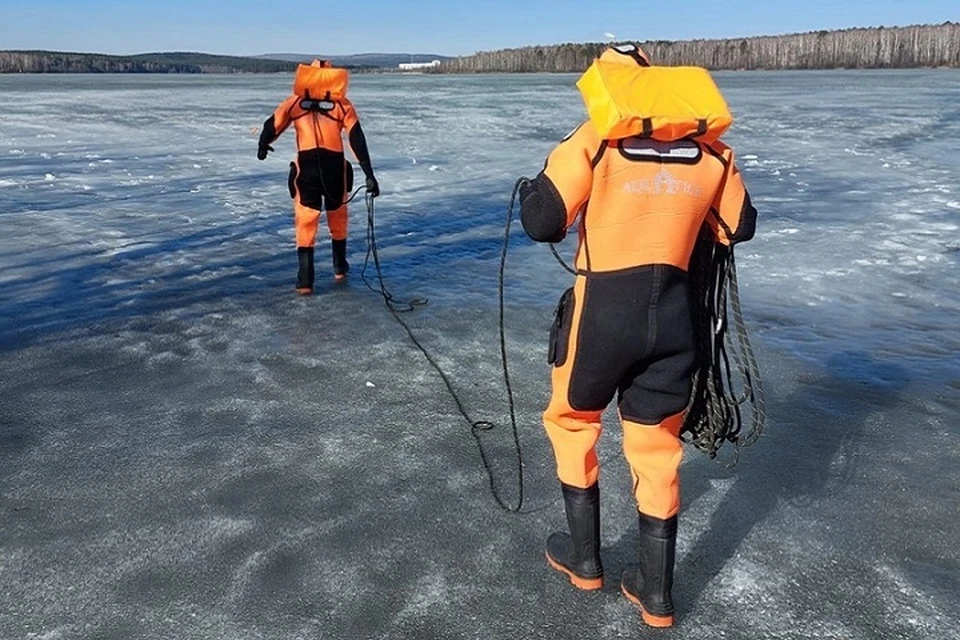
[365,175,380,198]
[257,144,274,161]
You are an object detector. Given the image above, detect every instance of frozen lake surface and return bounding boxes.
[1,70,958,639]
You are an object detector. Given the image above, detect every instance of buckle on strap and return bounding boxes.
[299,98,336,112]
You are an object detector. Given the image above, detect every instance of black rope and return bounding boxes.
[341,185,366,205]
[682,227,766,463]
[358,194,428,313]
[358,185,527,512]
[550,244,577,275]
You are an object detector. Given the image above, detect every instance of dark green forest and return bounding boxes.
[0,51,297,73]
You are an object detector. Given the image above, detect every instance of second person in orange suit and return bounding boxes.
[258,59,380,294]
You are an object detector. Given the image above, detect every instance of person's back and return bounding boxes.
[576,133,739,270]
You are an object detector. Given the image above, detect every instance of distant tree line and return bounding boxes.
[4,23,958,74]
[0,51,297,74]
[436,23,960,73]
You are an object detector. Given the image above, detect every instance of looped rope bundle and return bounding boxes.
[682,227,766,463]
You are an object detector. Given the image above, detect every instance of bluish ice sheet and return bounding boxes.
[0,70,958,639]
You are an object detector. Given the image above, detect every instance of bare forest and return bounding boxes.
[437,23,960,73]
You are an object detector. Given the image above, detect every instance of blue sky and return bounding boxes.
[0,0,955,56]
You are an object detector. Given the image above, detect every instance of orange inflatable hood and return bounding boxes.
[599,43,651,66]
[293,59,349,100]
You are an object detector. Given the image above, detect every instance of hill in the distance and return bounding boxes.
[0,51,450,74]
[0,51,297,74]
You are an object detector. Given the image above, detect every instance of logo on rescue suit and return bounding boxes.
[621,168,703,198]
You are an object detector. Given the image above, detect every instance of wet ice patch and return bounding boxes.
[676,477,736,558]
[876,563,956,635]
[396,572,451,619]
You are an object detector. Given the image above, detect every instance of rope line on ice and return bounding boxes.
[359,185,527,513]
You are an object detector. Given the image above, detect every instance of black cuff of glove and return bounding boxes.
[359,161,375,181]
[365,175,380,197]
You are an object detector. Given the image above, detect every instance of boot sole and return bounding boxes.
[545,551,603,591]
[620,584,675,628]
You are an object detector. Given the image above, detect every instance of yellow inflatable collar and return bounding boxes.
[577,61,732,142]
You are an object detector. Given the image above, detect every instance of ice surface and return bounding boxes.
[1,70,958,639]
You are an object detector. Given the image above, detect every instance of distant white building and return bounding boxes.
[398,60,441,71]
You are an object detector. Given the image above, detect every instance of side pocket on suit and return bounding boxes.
[344,161,354,192]
[288,162,298,199]
[548,286,575,367]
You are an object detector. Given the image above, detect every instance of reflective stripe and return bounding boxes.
[621,138,702,161]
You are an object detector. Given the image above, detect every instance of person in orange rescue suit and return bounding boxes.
[519,44,757,628]
[257,59,380,295]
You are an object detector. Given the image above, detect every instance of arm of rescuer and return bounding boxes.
[257,95,299,160]
[705,140,758,245]
[341,98,380,197]
[519,122,599,243]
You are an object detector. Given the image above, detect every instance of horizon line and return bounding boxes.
[3,21,955,59]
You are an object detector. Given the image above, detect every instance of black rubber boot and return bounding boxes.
[621,512,677,628]
[545,483,603,590]
[331,239,349,281]
[296,247,314,295]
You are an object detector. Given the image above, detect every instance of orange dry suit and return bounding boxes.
[257,60,379,292]
[521,44,756,626]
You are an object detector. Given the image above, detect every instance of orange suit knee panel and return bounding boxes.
[621,413,684,519]
[326,205,348,241]
[294,200,321,248]
[543,405,603,489]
